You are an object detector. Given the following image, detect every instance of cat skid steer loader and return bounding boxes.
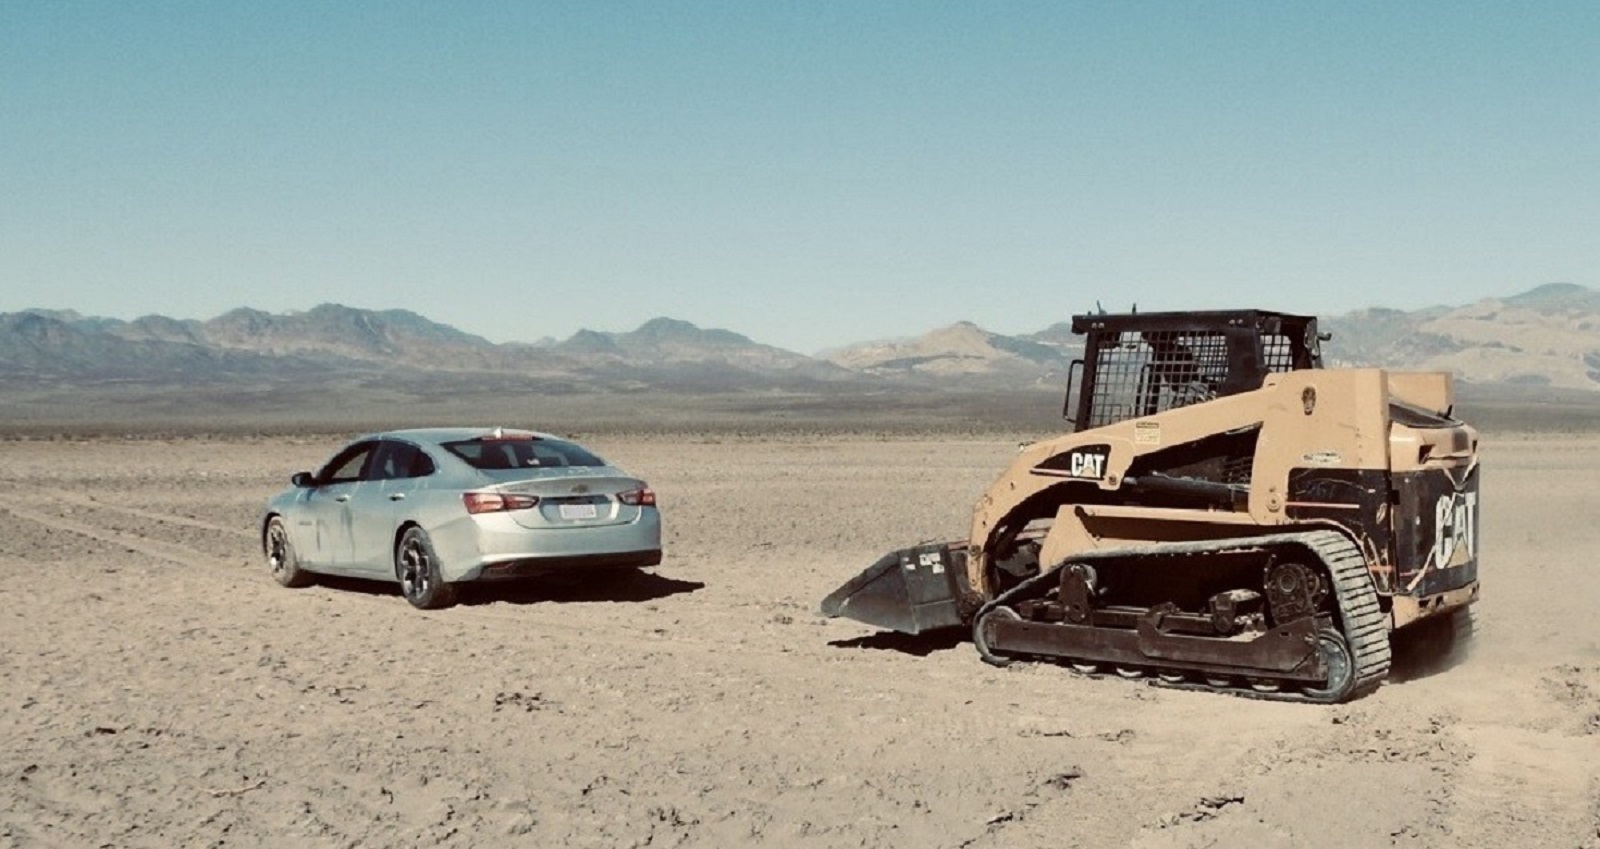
[822,310,1479,703]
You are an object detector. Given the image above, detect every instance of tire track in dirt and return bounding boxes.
[27,489,808,631]
[1442,723,1600,841]
[0,498,227,571]
[43,490,255,539]
[2,491,1078,849]
[1365,658,1600,842]
[9,488,1423,733]
[2,484,1061,825]
[26,480,894,679]
[0,494,880,669]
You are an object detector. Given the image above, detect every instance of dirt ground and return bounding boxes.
[2,432,1599,848]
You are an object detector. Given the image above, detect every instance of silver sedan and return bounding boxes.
[261,427,662,609]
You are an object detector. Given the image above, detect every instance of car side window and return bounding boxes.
[368,440,436,481]
[405,445,437,478]
[318,443,376,484]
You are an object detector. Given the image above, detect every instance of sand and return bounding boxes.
[2,433,1598,848]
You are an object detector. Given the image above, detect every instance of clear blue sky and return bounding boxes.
[3,2,1596,352]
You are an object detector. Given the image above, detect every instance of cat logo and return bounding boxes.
[1033,444,1112,480]
[1068,450,1107,480]
[1432,490,1479,569]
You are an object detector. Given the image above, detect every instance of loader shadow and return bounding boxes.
[1386,612,1475,684]
[828,628,969,657]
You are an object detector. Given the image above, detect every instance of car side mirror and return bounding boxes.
[291,471,315,488]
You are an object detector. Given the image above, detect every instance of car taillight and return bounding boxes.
[618,487,656,507]
[463,492,540,514]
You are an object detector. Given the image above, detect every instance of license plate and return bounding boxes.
[559,503,598,520]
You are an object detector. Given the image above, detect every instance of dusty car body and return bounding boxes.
[261,427,662,608]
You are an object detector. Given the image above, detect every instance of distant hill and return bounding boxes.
[826,321,1073,385]
[195,304,511,370]
[0,305,861,392]
[1019,321,1082,350]
[554,317,835,375]
[0,310,333,381]
[1323,283,1600,390]
[3,283,1598,394]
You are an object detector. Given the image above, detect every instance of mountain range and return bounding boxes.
[3,283,1598,393]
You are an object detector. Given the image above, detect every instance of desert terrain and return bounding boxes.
[3,429,1599,848]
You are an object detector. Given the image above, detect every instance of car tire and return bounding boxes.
[396,526,457,610]
[264,516,314,588]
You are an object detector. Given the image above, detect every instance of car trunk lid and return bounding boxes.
[480,468,648,529]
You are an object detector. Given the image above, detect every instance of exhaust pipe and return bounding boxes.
[820,541,969,635]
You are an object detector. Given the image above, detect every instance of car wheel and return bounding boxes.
[396,526,456,610]
[264,516,314,588]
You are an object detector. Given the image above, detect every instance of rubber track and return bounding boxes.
[1310,528,1392,701]
[1141,530,1391,704]
[987,529,1393,704]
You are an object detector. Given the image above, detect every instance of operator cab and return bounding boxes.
[1065,310,1325,431]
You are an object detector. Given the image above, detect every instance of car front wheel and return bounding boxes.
[265,516,314,588]
[396,526,456,610]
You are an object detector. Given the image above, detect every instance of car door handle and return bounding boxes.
[389,493,406,501]
[335,494,351,502]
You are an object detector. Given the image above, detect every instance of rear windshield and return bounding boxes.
[442,437,606,471]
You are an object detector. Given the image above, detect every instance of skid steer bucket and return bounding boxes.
[820,541,968,634]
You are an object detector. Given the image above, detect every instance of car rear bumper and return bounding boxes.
[433,510,663,582]
[472,549,663,580]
